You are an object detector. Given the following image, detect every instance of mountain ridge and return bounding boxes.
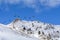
[0,18,60,40]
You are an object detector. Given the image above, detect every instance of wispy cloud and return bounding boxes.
[39,0,60,7]
[0,0,60,13]
[4,0,20,4]
[2,0,60,7]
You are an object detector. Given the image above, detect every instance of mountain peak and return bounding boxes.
[13,18,20,23]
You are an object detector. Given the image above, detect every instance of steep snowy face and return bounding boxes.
[0,18,60,40]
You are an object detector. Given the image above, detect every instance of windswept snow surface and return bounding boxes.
[0,18,60,40]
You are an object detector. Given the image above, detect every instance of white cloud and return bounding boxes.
[0,0,60,13]
[0,0,60,7]
[49,0,60,7]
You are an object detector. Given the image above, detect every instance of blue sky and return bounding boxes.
[0,0,60,25]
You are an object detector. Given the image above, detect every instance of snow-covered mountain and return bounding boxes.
[0,18,60,40]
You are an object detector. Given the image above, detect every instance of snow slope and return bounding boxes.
[0,18,60,40]
[0,23,38,40]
